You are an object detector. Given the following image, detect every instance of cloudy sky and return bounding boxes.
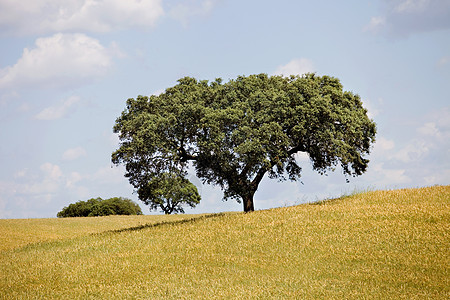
[1,0,449,218]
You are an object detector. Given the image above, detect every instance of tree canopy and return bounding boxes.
[137,172,200,214]
[112,73,376,212]
[57,197,142,217]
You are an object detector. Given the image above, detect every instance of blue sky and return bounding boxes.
[1,0,449,218]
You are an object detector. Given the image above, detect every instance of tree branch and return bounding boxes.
[287,144,306,156]
[250,167,267,191]
[239,163,252,179]
[249,144,306,189]
[179,146,197,162]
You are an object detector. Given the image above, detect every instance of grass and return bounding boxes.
[0,185,448,299]
[0,214,209,252]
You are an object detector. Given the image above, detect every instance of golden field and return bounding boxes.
[0,186,448,299]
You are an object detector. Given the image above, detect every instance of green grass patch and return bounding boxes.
[0,186,448,299]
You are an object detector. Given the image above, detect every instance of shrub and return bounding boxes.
[57,197,143,218]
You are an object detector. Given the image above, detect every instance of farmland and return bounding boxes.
[0,186,448,299]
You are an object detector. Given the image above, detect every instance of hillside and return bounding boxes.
[0,213,208,252]
[0,186,449,299]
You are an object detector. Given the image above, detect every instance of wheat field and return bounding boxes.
[0,186,448,299]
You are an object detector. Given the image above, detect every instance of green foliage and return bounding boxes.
[57,197,142,218]
[112,73,376,212]
[56,198,101,218]
[138,172,200,214]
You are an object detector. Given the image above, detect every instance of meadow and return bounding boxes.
[0,213,208,252]
[0,185,448,299]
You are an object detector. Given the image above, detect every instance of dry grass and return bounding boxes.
[0,186,448,299]
[0,214,207,252]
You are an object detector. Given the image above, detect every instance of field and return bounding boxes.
[0,185,448,299]
[0,213,210,252]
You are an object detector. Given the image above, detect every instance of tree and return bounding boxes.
[57,197,101,217]
[90,197,143,216]
[137,172,201,214]
[112,73,376,212]
[57,197,142,217]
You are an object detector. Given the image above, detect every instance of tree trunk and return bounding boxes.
[242,193,255,212]
[240,167,266,212]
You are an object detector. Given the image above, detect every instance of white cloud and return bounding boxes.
[17,103,31,112]
[65,171,83,188]
[423,169,450,186]
[418,122,440,138]
[89,164,127,185]
[169,0,217,26]
[376,137,395,152]
[35,96,80,120]
[295,151,309,162]
[0,0,164,35]
[273,58,315,76]
[365,0,450,37]
[17,163,63,198]
[152,88,166,96]
[438,56,450,67]
[423,175,437,186]
[418,108,450,141]
[372,163,411,185]
[40,162,63,180]
[0,161,136,218]
[0,163,66,217]
[364,107,449,189]
[0,33,114,90]
[13,169,28,179]
[394,0,430,13]
[393,139,430,163]
[0,91,19,106]
[363,98,382,119]
[62,146,87,161]
[364,16,386,33]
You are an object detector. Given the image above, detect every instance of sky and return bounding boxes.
[0,0,449,219]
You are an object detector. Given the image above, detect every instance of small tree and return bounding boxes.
[57,197,142,217]
[137,172,201,214]
[57,198,102,217]
[112,73,376,212]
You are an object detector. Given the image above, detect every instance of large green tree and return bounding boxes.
[112,73,376,212]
